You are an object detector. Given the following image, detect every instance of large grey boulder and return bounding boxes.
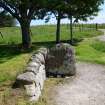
[45,43,76,77]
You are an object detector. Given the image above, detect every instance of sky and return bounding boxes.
[17,3,105,26]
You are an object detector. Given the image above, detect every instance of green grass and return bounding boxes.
[91,40,105,53]
[0,45,32,84]
[75,39,105,64]
[0,25,102,44]
[0,25,105,105]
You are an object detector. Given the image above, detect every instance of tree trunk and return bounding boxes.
[20,21,31,49]
[70,16,73,44]
[56,12,61,44]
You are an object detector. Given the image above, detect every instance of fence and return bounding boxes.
[67,23,105,32]
[0,23,105,45]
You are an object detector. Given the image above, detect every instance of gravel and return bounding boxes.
[52,62,105,105]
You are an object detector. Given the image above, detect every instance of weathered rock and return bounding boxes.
[28,62,40,67]
[17,72,35,84]
[26,67,38,74]
[24,83,36,97]
[16,47,48,101]
[26,62,40,74]
[30,56,41,64]
[24,82,41,101]
[37,47,48,58]
[46,43,76,77]
[37,65,46,89]
[35,53,45,64]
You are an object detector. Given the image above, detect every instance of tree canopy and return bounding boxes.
[0,0,47,48]
[47,0,104,43]
[0,9,15,27]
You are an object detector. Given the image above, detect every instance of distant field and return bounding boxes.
[0,25,102,44]
[72,23,105,29]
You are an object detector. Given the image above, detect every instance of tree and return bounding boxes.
[45,0,104,44]
[54,11,66,43]
[0,9,15,27]
[45,0,67,43]
[0,0,47,48]
[63,0,104,44]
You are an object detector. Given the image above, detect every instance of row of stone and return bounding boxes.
[17,47,48,101]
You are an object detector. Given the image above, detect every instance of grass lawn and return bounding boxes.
[75,39,105,64]
[0,25,105,105]
[0,25,102,44]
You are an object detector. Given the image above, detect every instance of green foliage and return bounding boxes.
[68,0,104,21]
[75,39,105,64]
[0,0,50,47]
[0,10,15,27]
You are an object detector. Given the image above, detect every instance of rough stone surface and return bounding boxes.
[26,66,38,74]
[16,47,48,101]
[46,43,76,77]
[26,62,40,74]
[33,53,45,64]
[37,47,49,58]
[17,72,35,84]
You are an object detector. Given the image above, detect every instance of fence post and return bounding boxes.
[96,23,98,31]
[0,32,3,39]
[69,16,73,44]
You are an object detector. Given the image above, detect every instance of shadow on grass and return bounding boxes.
[0,44,21,63]
[0,44,35,64]
[0,38,82,63]
[33,38,83,47]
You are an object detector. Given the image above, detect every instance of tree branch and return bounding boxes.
[28,6,36,20]
[0,1,20,21]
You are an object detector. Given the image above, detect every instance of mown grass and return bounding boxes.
[75,39,105,64]
[0,25,104,105]
[0,45,32,84]
[91,40,105,53]
[0,25,102,44]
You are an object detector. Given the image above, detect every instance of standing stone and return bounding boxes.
[45,43,76,77]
